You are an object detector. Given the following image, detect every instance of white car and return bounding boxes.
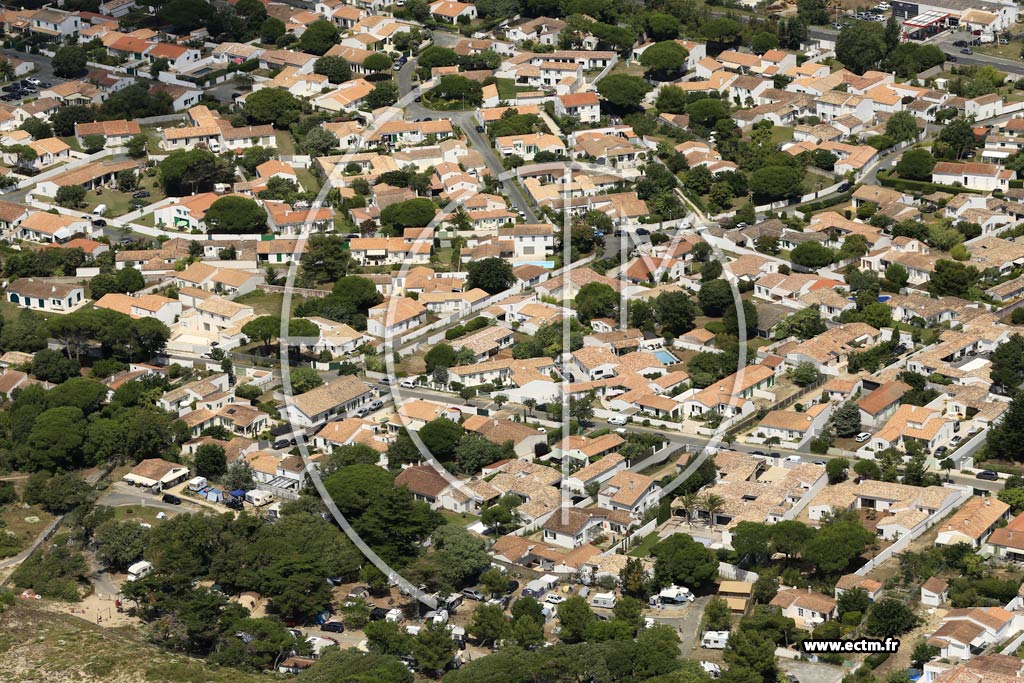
[784,455,801,463]
[876,2,890,9]
[607,415,628,426]
[855,432,871,443]
[544,594,565,605]
[400,378,416,388]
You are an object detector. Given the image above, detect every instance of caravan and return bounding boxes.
[590,592,617,609]
[127,560,153,581]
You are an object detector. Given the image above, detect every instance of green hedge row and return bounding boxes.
[876,170,981,195]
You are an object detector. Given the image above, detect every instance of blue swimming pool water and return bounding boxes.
[653,349,678,364]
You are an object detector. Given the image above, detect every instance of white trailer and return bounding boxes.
[701,631,730,649]
[127,560,153,581]
[591,592,617,609]
[245,489,274,507]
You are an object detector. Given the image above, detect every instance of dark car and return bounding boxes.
[475,125,484,133]
[934,446,948,458]
[977,470,999,481]
[636,228,650,236]
[321,621,345,633]
[505,580,520,594]
[370,607,389,621]
[92,218,107,227]
[273,439,291,449]
[946,54,958,62]
[133,190,151,199]
[1,84,19,93]
[161,493,182,505]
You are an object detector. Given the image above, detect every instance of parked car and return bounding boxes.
[132,190,150,199]
[953,40,967,47]
[950,435,962,447]
[91,218,106,227]
[475,125,484,133]
[505,580,520,594]
[946,54,958,62]
[544,594,565,605]
[461,588,487,601]
[855,432,871,443]
[161,493,182,505]
[961,47,973,54]
[400,378,416,388]
[321,621,345,633]
[369,607,389,621]
[976,470,999,481]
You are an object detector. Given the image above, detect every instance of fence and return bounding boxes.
[723,377,827,438]
[718,562,759,583]
[782,473,829,521]
[256,284,332,299]
[854,486,971,576]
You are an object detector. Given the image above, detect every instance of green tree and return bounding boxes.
[557,595,595,643]
[723,300,758,338]
[419,418,465,462]
[469,603,508,645]
[596,74,652,110]
[797,0,828,24]
[866,599,919,637]
[412,621,457,676]
[698,278,732,317]
[896,148,936,180]
[702,596,732,630]
[243,88,304,128]
[930,259,978,297]
[836,21,887,74]
[751,32,780,54]
[363,52,393,74]
[381,197,436,228]
[937,117,976,160]
[430,524,490,589]
[94,519,149,571]
[241,315,281,355]
[640,41,689,80]
[826,457,849,484]
[885,111,921,143]
[55,185,86,209]
[790,241,835,268]
[314,55,352,83]
[290,367,324,394]
[204,196,267,234]
[575,282,618,323]
[749,165,805,200]
[466,257,514,294]
[297,19,339,55]
[651,534,717,588]
[260,16,286,43]
[804,520,874,576]
[52,45,88,78]
[194,443,227,479]
[833,401,861,437]
[656,291,699,336]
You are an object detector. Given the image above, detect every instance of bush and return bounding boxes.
[809,437,831,454]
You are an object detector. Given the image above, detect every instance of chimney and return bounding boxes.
[985,498,990,506]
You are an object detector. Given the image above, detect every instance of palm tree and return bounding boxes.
[523,398,537,417]
[675,491,700,528]
[701,493,726,529]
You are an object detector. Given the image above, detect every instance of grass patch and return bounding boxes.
[627,531,660,557]
[769,125,794,145]
[233,290,307,317]
[440,510,480,526]
[112,505,167,526]
[294,167,319,193]
[82,175,165,218]
[275,131,296,156]
[975,40,1020,60]
[494,78,517,101]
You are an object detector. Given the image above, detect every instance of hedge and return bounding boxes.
[875,170,981,196]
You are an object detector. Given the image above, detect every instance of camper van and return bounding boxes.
[590,592,617,609]
[701,631,730,649]
[652,585,693,605]
[187,476,207,492]
[93,204,107,216]
[127,560,153,581]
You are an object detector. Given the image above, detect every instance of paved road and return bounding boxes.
[927,30,1024,75]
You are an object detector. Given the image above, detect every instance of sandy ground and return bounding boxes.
[42,593,137,629]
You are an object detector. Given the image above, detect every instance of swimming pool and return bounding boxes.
[653,349,678,364]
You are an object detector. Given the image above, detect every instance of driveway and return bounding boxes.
[648,594,709,656]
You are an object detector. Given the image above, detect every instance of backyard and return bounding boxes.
[81,174,165,218]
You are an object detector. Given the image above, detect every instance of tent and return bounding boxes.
[205,488,224,503]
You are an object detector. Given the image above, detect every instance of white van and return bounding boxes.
[607,415,628,426]
[93,204,107,216]
[590,592,617,609]
[127,560,153,581]
[701,631,730,649]
[400,378,417,388]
